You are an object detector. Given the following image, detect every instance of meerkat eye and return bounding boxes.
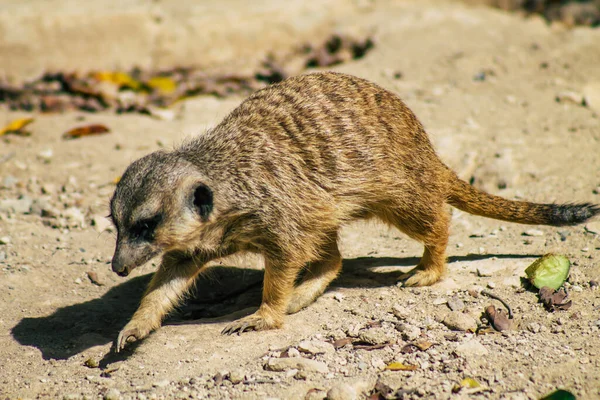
[131,214,162,242]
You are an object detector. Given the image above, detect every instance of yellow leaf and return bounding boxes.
[62,124,110,140]
[93,71,142,91]
[385,362,418,371]
[460,378,480,389]
[113,176,121,185]
[146,76,177,94]
[0,118,34,136]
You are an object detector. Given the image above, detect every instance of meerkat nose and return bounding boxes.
[111,254,129,276]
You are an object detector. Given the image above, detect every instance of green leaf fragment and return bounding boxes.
[525,254,570,290]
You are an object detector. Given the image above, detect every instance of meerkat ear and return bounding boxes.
[193,183,213,220]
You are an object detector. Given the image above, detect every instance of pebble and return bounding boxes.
[593,186,600,195]
[327,380,373,400]
[265,357,328,374]
[391,304,409,319]
[152,379,170,388]
[583,82,600,113]
[228,370,245,384]
[104,388,121,400]
[476,267,493,277]
[454,339,489,358]
[555,91,584,105]
[527,322,541,334]
[432,297,447,305]
[298,339,335,355]
[31,198,59,218]
[333,293,344,302]
[0,236,10,245]
[447,297,465,312]
[442,311,477,332]
[487,281,496,289]
[63,207,85,228]
[523,229,544,237]
[41,183,57,194]
[0,251,6,261]
[0,196,33,214]
[395,322,421,341]
[287,347,300,357]
[37,149,54,162]
[92,215,114,233]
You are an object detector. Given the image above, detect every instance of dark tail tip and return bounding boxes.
[549,203,600,226]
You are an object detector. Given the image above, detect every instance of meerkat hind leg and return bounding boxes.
[221,257,300,335]
[385,206,450,287]
[287,233,342,314]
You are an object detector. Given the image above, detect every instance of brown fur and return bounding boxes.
[109,72,598,351]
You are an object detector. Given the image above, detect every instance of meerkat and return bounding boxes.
[109,71,598,352]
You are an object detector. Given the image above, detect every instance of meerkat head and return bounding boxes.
[109,151,215,276]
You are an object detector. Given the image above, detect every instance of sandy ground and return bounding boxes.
[1,1,600,399]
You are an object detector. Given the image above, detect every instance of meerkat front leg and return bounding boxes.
[221,257,301,335]
[115,254,201,352]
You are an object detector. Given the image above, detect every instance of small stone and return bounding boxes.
[571,285,583,292]
[359,328,393,345]
[305,388,327,400]
[104,388,121,400]
[454,339,489,358]
[74,278,82,284]
[447,297,465,312]
[152,379,170,388]
[333,293,344,302]
[295,370,307,380]
[327,380,373,400]
[228,370,245,384]
[0,196,33,214]
[63,207,85,228]
[523,229,544,237]
[298,339,335,355]
[92,215,113,233]
[0,251,6,261]
[468,288,480,298]
[37,149,53,162]
[432,297,447,305]
[527,322,541,334]
[41,183,57,194]
[391,304,408,319]
[593,186,600,195]
[395,323,421,341]
[555,91,584,105]
[590,280,599,288]
[287,347,300,358]
[0,236,10,245]
[487,281,496,289]
[476,267,493,277]
[265,357,328,374]
[442,312,477,332]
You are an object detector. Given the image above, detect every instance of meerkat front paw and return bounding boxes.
[402,269,442,287]
[115,320,153,352]
[221,311,281,335]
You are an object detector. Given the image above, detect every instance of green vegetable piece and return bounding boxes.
[525,254,570,290]
[540,389,576,400]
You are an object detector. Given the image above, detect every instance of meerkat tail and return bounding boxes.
[447,172,600,226]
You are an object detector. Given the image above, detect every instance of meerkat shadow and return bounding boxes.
[10,253,537,360]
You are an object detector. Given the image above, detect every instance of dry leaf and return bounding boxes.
[147,76,177,94]
[93,71,142,91]
[415,341,433,351]
[353,342,389,351]
[0,118,34,136]
[452,377,481,393]
[485,305,513,331]
[385,362,418,371]
[63,124,110,140]
[539,286,572,311]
